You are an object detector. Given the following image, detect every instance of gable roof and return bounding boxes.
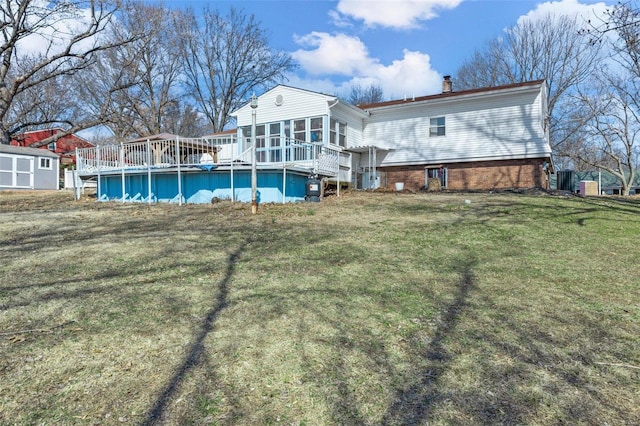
[12,128,93,145]
[126,133,184,143]
[0,144,60,158]
[203,128,237,138]
[358,80,546,110]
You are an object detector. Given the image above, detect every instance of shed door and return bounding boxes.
[0,154,34,188]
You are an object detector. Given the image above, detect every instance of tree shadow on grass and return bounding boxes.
[141,237,252,425]
[381,254,477,425]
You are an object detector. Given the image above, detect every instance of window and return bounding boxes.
[255,125,266,161]
[426,167,447,188]
[294,119,306,142]
[310,117,323,143]
[270,123,281,147]
[430,117,446,137]
[210,136,233,145]
[47,142,56,152]
[255,125,266,148]
[269,123,282,162]
[39,157,52,170]
[240,126,252,148]
[330,118,347,147]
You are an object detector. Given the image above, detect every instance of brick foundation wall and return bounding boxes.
[381,158,549,191]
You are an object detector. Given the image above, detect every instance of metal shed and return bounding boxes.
[0,144,60,190]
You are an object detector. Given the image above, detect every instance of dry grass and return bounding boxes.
[0,189,639,425]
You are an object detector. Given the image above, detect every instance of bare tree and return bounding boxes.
[6,73,81,131]
[569,76,638,195]
[162,100,212,137]
[76,2,192,140]
[455,13,602,162]
[0,0,134,145]
[177,7,296,132]
[582,0,640,43]
[346,82,384,105]
[565,1,640,195]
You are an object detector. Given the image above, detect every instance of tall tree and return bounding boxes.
[455,13,602,166]
[0,0,133,145]
[565,1,640,195]
[76,2,194,140]
[162,100,211,137]
[346,82,384,105]
[178,7,295,132]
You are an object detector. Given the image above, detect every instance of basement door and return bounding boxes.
[0,153,34,189]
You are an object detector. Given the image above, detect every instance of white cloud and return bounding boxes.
[517,0,609,25]
[375,49,442,98]
[16,0,105,57]
[291,32,443,99]
[292,32,376,76]
[333,0,463,29]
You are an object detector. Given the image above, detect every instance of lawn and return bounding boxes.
[0,190,638,425]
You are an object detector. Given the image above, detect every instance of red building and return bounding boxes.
[10,128,94,166]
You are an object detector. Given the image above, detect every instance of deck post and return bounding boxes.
[120,142,125,203]
[74,148,80,201]
[337,155,340,198]
[176,136,182,206]
[146,139,152,204]
[250,94,258,214]
[96,145,102,201]
[230,146,235,202]
[282,165,286,204]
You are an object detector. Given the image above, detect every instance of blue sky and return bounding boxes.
[162,0,609,99]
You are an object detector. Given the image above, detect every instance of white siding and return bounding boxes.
[233,86,334,127]
[329,102,365,148]
[363,86,550,166]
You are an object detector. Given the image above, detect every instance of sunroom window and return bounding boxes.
[310,117,323,143]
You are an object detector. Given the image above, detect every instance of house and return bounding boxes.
[75,78,552,204]
[11,128,94,166]
[231,78,552,192]
[0,144,60,190]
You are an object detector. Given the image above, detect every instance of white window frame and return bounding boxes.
[309,116,323,144]
[39,157,53,170]
[330,118,347,147]
[430,116,446,137]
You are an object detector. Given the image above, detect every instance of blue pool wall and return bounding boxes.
[98,170,309,204]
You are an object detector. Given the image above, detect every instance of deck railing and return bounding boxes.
[76,138,216,173]
[76,136,345,177]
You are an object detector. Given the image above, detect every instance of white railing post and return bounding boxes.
[176,136,182,205]
[147,139,152,204]
[96,145,102,201]
[230,147,235,202]
[337,154,340,198]
[120,143,126,202]
[74,148,80,200]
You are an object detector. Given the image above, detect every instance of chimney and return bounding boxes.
[442,75,452,94]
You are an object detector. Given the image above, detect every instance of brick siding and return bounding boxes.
[381,158,549,191]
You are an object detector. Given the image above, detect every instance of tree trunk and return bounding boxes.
[0,126,10,145]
